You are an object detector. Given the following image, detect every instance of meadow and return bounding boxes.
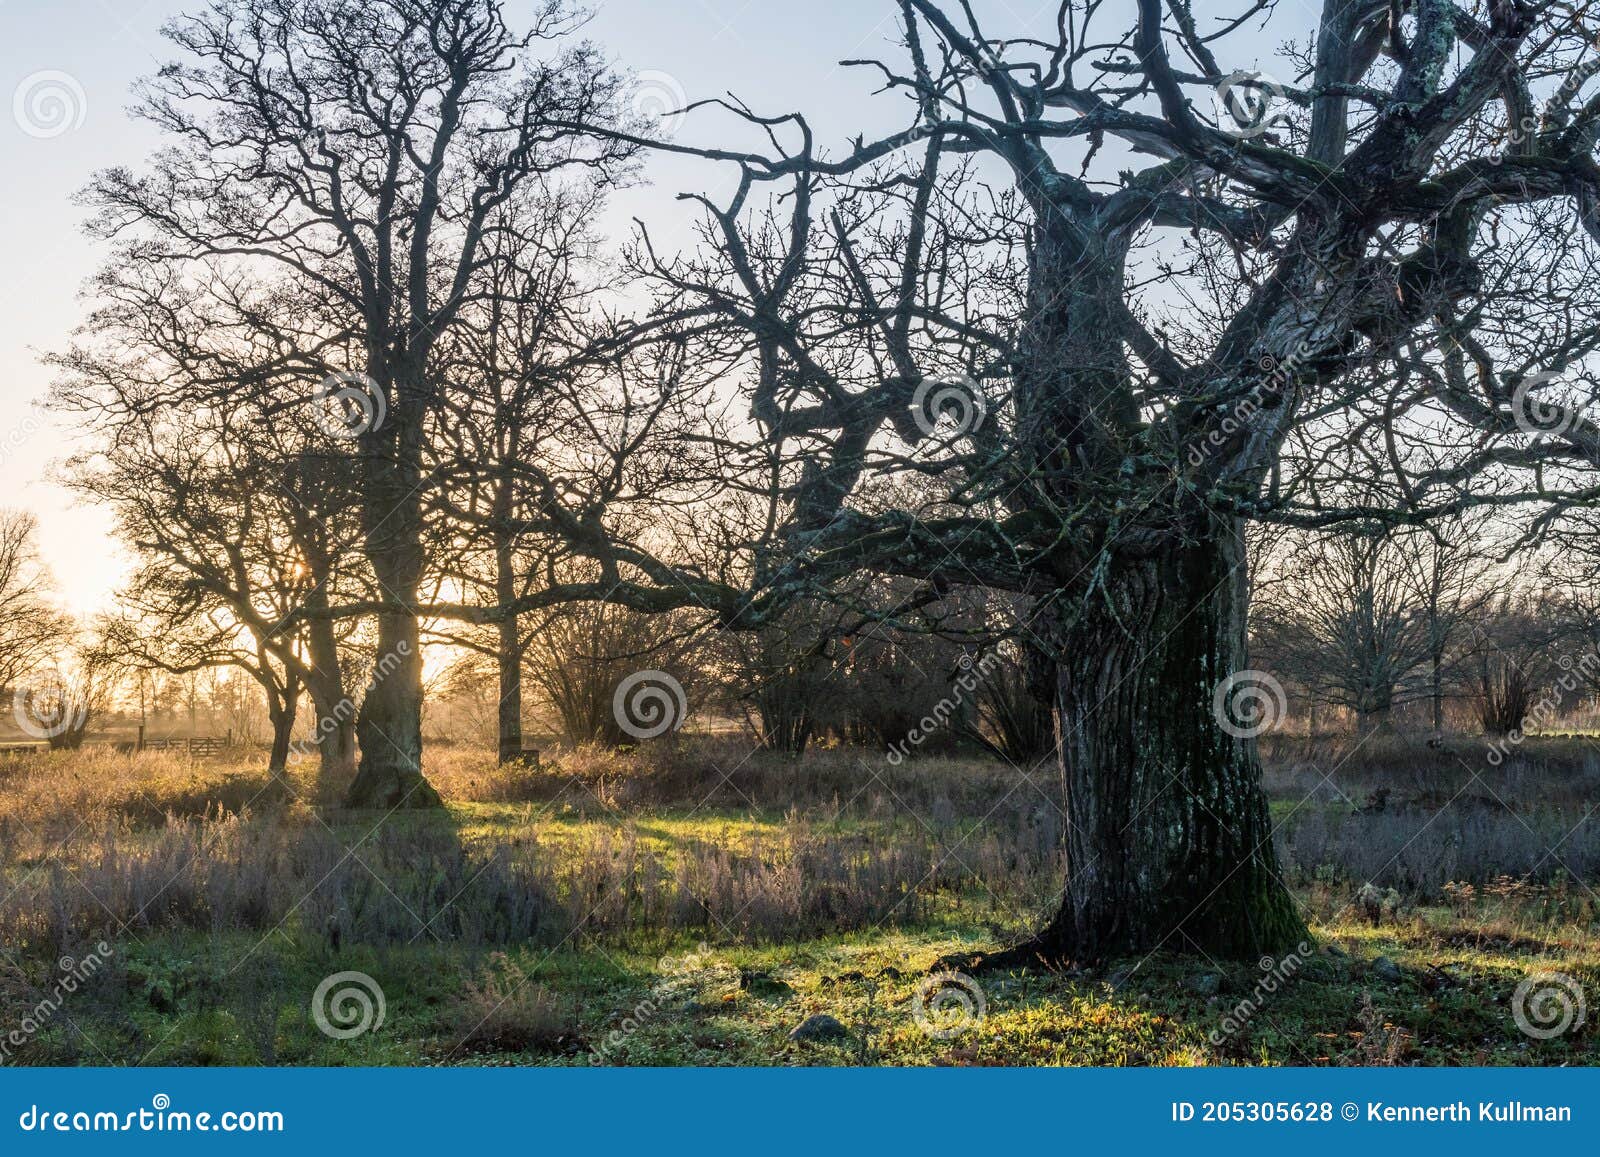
[0,734,1596,1067]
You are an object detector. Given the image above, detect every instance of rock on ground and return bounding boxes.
[789,1013,851,1043]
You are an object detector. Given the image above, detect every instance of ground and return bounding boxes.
[0,734,1595,1066]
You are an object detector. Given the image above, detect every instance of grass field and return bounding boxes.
[1,735,1596,1066]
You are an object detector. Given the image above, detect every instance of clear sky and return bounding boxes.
[0,0,1292,615]
[0,0,930,615]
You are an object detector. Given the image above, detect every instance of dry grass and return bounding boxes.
[0,735,1593,949]
[449,952,577,1055]
[0,742,1063,960]
[3,734,1595,961]
[1260,731,1600,811]
[0,735,1595,1067]
[425,735,1055,815]
[0,746,289,836]
[1263,732,1600,903]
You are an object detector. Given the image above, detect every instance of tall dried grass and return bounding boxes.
[0,741,1063,958]
[3,732,1593,966]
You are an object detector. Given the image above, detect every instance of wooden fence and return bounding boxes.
[112,735,233,756]
[2,735,236,758]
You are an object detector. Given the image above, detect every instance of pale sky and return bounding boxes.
[0,0,931,614]
[0,0,1291,615]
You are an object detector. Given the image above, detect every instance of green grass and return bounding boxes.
[4,741,1598,1067]
[20,884,1598,1067]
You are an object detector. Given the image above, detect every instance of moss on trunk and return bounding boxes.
[1029,521,1307,962]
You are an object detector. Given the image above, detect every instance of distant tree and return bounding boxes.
[0,511,72,699]
[969,640,1057,767]
[69,406,364,787]
[521,600,697,747]
[1473,597,1551,736]
[75,0,635,806]
[1410,514,1505,733]
[718,603,846,756]
[1258,525,1432,732]
[1536,511,1600,711]
[427,184,617,764]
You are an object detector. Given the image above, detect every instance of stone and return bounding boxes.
[788,1013,851,1043]
[739,969,794,998]
[1372,956,1403,982]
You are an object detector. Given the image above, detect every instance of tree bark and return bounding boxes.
[496,616,524,764]
[346,364,441,809]
[319,717,358,781]
[960,222,1307,964]
[267,696,297,775]
[1000,525,1306,964]
[493,482,525,765]
[265,672,300,800]
[300,560,357,789]
[346,605,437,807]
[1431,651,1444,733]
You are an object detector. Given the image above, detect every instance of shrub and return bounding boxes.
[449,953,576,1053]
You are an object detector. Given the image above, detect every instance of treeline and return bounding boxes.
[1250,514,1600,737]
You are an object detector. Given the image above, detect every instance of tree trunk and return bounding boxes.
[1007,525,1306,964]
[346,363,441,809]
[267,692,297,775]
[264,672,300,802]
[493,490,525,765]
[346,606,438,807]
[319,719,358,780]
[1431,651,1444,733]
[497,616,524,764]
[301,568,357,789]
[950,217,1304,967]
